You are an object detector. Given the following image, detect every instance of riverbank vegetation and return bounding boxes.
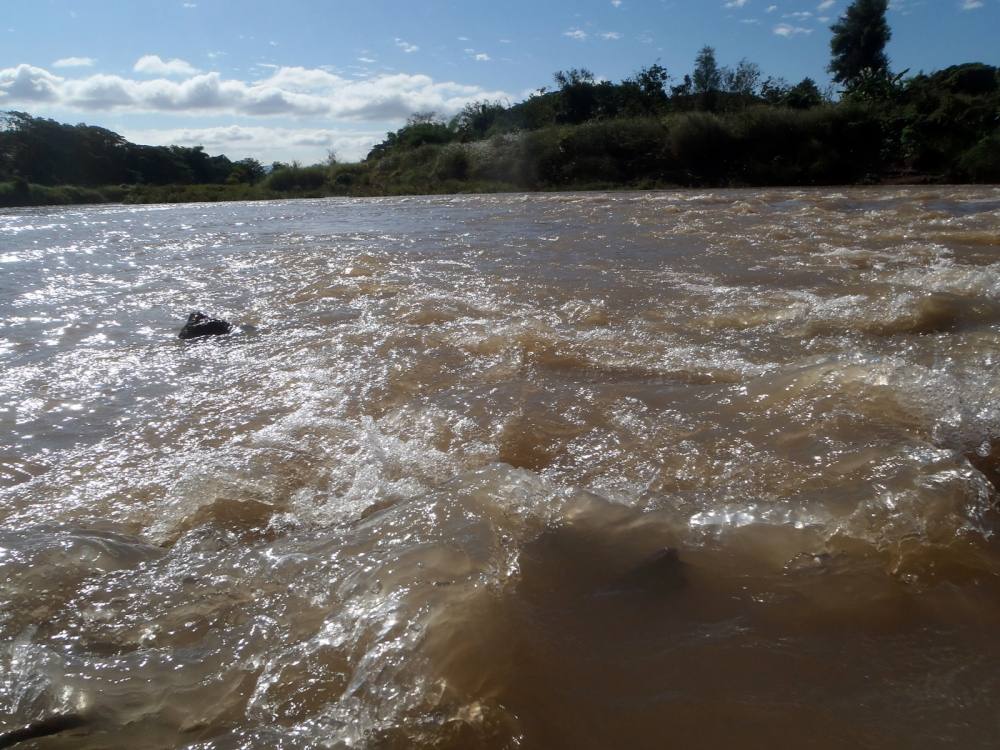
[2,1,997,206]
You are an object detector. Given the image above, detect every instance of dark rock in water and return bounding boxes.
[178,311,233,340]
[967,439,1000,494]
[0,714,88,748]
[609,546,686,595]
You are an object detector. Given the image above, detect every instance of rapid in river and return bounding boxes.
[1,187,999,749]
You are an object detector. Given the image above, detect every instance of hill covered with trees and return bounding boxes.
[2,0,998,205]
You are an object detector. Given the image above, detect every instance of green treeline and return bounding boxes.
[355,39,999,193]
[2,1,998,206]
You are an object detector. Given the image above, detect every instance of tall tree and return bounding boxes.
[692,46,722,94]
[828,0,892,89]
[723,59,763,98]
[553,68,598,124]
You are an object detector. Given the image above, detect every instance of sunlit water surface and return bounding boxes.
[1,188,1000,749]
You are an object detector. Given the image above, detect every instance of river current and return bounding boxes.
[1,188,999,748]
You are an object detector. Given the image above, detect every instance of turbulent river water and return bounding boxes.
[1,188,1000,749]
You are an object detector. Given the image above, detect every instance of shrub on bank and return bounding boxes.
[265,164,328,192]
[123,183,262,203]
[957,132,1000,183]
[668,112,736,183]
[0,181,126,206]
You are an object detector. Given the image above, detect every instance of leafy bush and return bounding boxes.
[958,132,1000,182]
[669,112,736,183]
[265,165,328,192]
[433,146,471,181]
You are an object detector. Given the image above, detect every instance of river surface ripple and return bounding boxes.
[1,188,1000,749]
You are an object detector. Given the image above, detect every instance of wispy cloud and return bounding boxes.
[134,55,200,77]
[817,0,835,9]
[394,38,419,53]
[611,0,623,6]
[773,23,812,35]
[725,0,749,7]
[563,28,588,40]
[474,53,491,61]
[961,0,983,9]
[601,31,623,39]
[52,57,95,68]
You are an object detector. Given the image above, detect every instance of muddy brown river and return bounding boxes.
[1,188,999,748]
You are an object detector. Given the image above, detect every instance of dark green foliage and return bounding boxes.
[505,92,560,131]
[723,60,763,98]
[432,147,470,181]
[693,47,722,95]
[453,101,509,141]
[366,118,456,160]
[829,0,892,90]
[784,78,825,109]
[552,69,603,124]
[264,164,328,192]
[670,112,735,180]
[734,105,883,184]
[0,180,126,207]
[227,158,266,184]
[759,78,790,105]
[629,64,671,110]
[0,111,237,187]
[958,132,1000,183]
[934,63,999,96]
[892,63,1000,178]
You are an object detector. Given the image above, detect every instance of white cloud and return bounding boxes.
[395,38,419,53]
[766,4,778,11]
[134,55,200,77]
[601,31,623,39]
[817,0,835,9]
[0,63,510,123]
[52,57,95,68]
[0,64,61,102]
[358,56,376,64]
[474,53,491,61]
[182,2,197,7]
[121,124,382,162]
[563,28,588,40]
[773,23,812,35]
[961,0,983,8]
[611,0,623,6]
[725,0,749,8]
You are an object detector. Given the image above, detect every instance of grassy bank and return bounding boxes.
[0,181,129,207]
[4,93,998,208]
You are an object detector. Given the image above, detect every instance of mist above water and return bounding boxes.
[1,188,999,748]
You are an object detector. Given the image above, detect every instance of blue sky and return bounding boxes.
[2,0,998,162]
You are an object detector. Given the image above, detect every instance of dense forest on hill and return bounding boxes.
[2,0,998,205]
